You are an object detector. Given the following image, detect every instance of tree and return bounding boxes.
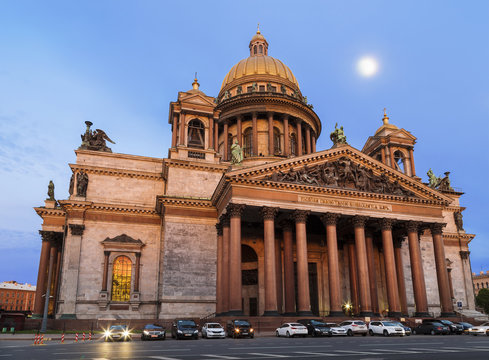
[476,288,489,314]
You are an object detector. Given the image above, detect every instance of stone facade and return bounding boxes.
[33,30,476,321]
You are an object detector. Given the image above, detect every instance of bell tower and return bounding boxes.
[168,76,221,163]
[362,109,418,178]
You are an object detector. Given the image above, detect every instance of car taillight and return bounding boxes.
[291,327,297,330]
[352,324,358,327]
[437,327,442,330]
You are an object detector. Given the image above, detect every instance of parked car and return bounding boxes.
[468,322,489,336]
[437,319,464,334]
[454,321,473,334]
[339,320,368,336]
[227,319,254,338]
[368,321,405,336]
[103,324,131,342]
[276,323,308,338]
[412,321,450,335]
[202,322,225,339]
[171,319,199,339]
[392,321,411,336]
[298,319,333,337]
[141,324,165,341]
[324,323,348,336]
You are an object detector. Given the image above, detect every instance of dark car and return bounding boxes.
[413,321,450,335]
[438,319,464,334]
[298,319,332,337]
[227,319,254,338]
[141,324,166,341]
[103,324,131,342]
[454,321,473,334]
[171,319,199,340]
[392,321,411,336]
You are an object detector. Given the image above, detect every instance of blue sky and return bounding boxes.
[0,0,488,284]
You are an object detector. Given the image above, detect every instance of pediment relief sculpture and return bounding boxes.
[265,156,416,197]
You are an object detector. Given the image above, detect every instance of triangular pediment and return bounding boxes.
[224,145,451,204]
[179,92,216,107]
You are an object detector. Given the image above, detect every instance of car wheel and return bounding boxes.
[362,333,367,336]
[369,329,374,336]
[347,329,353,336]
[276,331,279,337]
[286,331,291,338]
[383,330,389,337]
[430,330,435,335]
[163,334,166,340]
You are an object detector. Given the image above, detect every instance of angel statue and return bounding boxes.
[79,121,116,152]
[231,140,243,165]
[427,168,441,188]
[330,123,347,145]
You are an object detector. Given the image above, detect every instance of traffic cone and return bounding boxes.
[34,334,39,345]
[40,334,44,345]
[61,333,65,344]
[82,332,85,342]
[75,333,78,343]
[88,332,92,341]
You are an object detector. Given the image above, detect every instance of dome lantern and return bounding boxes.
[249,25,268,56]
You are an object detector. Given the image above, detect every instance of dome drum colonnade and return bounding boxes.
[215,204,455,318]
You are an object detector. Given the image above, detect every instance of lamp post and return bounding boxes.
[40,245,56,333]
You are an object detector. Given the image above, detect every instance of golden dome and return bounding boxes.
[220,56,299,91]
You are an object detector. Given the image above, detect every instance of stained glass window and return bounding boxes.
[111,256,132,302]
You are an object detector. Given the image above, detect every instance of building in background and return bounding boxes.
[0,281,36,312]
[473,271,489,295]
[33,30,475,320]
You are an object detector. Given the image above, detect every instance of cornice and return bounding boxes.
[34,207,66,218]
[74,149,164,164]
[58,200,157,215]
[156,196,215,214]
[163,158,229,173]
[69,164,163,181]
[443,232,475,242]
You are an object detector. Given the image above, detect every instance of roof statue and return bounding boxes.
[47,180,55,201]
[231,140,243,165]
[427,169,454,192]
[330,123,347,146]
[79,121,115,152]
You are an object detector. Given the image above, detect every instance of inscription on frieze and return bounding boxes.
[299,195,393,211]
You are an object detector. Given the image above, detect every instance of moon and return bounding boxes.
[357,56,379,77]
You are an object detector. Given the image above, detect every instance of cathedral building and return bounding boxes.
[34,30,475,320]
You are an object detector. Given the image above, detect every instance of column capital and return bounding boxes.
[215,223,223,235]
[267,111,274,118]
[261,206,278,220]
[459,250,470,260]
[282,114,289,120]
[104,250,111,257]
[227,203,245,218]
[320,213,340,226]
[352,215,368,228]
[293,210,309,223]
[393,237,405,248]
[295,118,303,124]
[430,223,446,235]
[236,114,243,120]
[39,230,59,242]
[405,221,421,233]
[219,214,230,227]
[279,219,294,231]
[135,252,141,258]
[68,224,85,236]
[380,218,394,230]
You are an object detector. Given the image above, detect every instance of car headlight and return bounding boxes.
[123,330,130,337]
[250,328,254,332]
[104,330,112,337]
[194,330,198,334]
[143,330,149,335]
[177,330,183,334]
[235,329,240,333]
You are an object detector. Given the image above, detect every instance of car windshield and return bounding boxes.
[481,322,489,326]
[144,325,162,330]
[431,322,443,326]
[459,322,472,327]
[440,320,453,325]
[382,322,398,326]
[207,324,222,328]
[290,323,303,327]
[310,320,327,326]
[326,323,339,327]
[234,321,250,326]
[110,325,126,331]
[178,320,196,327]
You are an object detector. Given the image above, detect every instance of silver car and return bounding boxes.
[202,322,225,339]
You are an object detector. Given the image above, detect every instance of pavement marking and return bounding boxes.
[359,342,444,346]
[229,345,331,350]
[408,347,459,353]
[54,349,191,355]
[295,352,339,357]
[371,349,421,354]
[148,357,182,360]
[202,355,239,359]
[248,354,289,358]
[334,350,384,355]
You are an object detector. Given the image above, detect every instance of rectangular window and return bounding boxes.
[259,85,265,92]
[271,86,277,92]
[247,86,253,93]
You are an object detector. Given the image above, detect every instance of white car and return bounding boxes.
[368,321,405,336]
[202,322,226,339]
[276,323,308,338]
[339,320,368,336]
[469,322,489,336]
[325,323,348,336]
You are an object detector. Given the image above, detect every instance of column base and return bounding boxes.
[387,311,401,318]
[59,314,77,319]
[414,312,431,317]
[31,314,43,319]
[226,310,244,316]
[328,311,345,317]
[441,312,456,317]
[360,311,374,317]
[262,311,280,316]
[297,310,313,316]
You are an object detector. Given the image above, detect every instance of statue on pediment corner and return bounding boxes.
[79,121,115,152]
[47,180,55,201]
[454,211,464,231]
[330,123,347,145]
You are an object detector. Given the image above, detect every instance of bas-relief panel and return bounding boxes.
[166,167,223,198]
[162,222,216,298]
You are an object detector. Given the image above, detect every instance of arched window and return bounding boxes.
[243,128,253,157]
[290,133,297,156]
[394,150,406,174]
[273,127,281,155]
[259,45,263,54]
[253,46,257,55]
[187,119,205,149]
[477,283,480,289]
[111,256,132,302]
[227,134,234,160]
